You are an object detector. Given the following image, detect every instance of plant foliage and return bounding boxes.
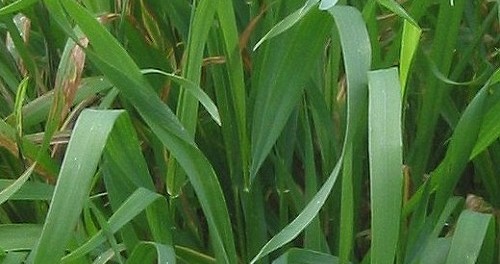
[0,0,499,263]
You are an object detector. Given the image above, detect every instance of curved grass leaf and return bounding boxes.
[328,5,371,263]
[251,5,371,263]
[250,161,343,264]
[253,0,319,50]
[126,242,176,264]
[250,8,330,180]
[141,68,221,126]
[47,1,237,262]
[62,187,164,263]
[368,68,403,264]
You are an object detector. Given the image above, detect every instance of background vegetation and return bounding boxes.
[0,0,499,263]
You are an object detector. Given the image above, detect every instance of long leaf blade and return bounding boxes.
[368,68,403,264]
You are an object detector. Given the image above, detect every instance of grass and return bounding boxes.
[0,0,499,263]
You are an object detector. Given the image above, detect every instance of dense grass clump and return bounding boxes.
[0,0,499,263]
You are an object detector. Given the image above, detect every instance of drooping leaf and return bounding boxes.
[250,8,330,180]
[251,6,371,262]
[253,0,320,50]
[46,1,237,262]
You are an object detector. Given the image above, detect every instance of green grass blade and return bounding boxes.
[141,68,221,126]
[376,0,418,26]
[216,0,250,187]
[61,187,164,262]
[250,5,371,262]
[421,238,451,264]
[368,68,403,264]
[101,112,172,247]
[470,69,500,158]
[106,188,162,239]
[489,68,500,84]
[3,15,37,80]
[0,0,37,15]
[165,0,216,197]
[85,49,236,263]
[253,0,319,50]
[327,5,371,263]
[406,82,491,220]
[339,145,355,263]
[0,163,35,205]
[272,248,341,264]
[0,224,41,251]
[176,0,216,135]
[14,77,112,127]
[407,0,466,182]
[471,83,500,159]
[0,179,53,200]
[13,77,28,143]
[305,84,338,172]
[1,251,28,264]
[319,0,339,10]
[175,245,216,264]
[430,84,490,215]
[399,20,421,96]
[0,119,59,177]
[250,160,343,264]
[145,199,173,246]
[301,107,324,252]
[50,2,237,262]
[126,242,176,264]
[327,5,372,145]
[30,110,123,264]
[445,210,494,264]
[407,197,462,263]
[250,8,330,180]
